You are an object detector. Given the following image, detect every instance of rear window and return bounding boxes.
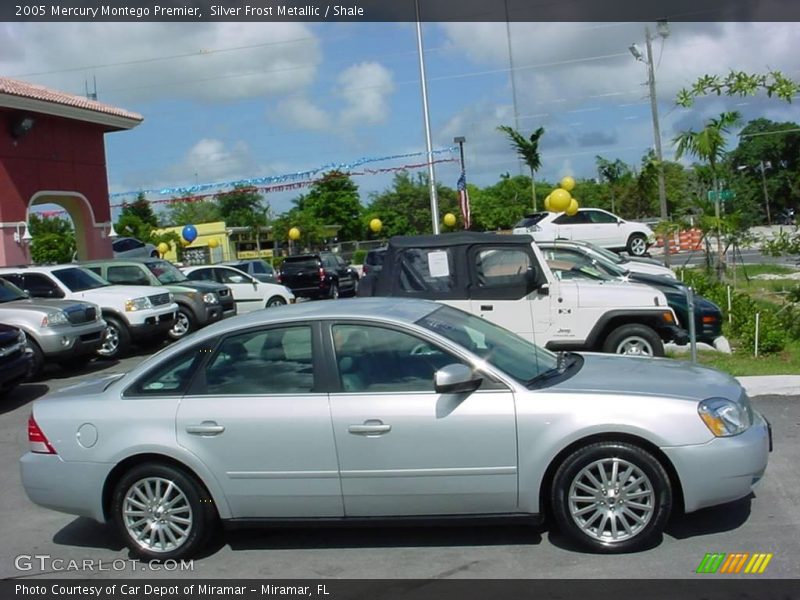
[282,257,320,269]
[366,250,386,266]
[514,213,547,228]
[397,248,457,293]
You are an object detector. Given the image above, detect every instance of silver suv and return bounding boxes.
[0,265,177,359]
[0,278,106,377]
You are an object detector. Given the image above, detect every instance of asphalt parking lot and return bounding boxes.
[1,351,798,580]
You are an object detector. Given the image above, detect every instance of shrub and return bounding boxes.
[352,249,367,265]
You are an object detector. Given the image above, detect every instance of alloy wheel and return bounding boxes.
[122,477,193,554]
[615,336,654,356]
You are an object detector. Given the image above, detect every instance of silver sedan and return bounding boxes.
[20,298,770,560]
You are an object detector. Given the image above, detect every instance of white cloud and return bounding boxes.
[170,138,254,183]
[0,22,321,104]
[337,62,395,126]
[276,97,331,131]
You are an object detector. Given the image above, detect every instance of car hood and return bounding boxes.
[0,298,94,313]
[72,285,171,302]
[550,353,742,402]
[570,279,668,309]
[173,279,228,294]
[624,261,676,278]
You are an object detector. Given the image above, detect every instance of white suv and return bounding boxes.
[0,265,177,359]
[513,208,654,256]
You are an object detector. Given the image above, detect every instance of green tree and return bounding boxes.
[470,173,532,230]
[216,185,267,228]
[294,171,363,241]
[595,156,630,214]
[28,214,76,265]
[674,111,742,276]
[162,196,221,227]
[497,125,545,211]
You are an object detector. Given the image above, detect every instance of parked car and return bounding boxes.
[0,323,33,394]
[81,258,235,340]
[0,265,177,359]
[112,237,159,259]
[359,233,686,357]
[512,208,655,257]
[278,252,358,299]
[0,277,106,376]
[181,265,294,313]
[221,259,277,283]
[20,298,770,560]
[538,241,723,346]
[549,239,675,279]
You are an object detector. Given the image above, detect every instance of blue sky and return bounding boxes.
[1,21,798,220]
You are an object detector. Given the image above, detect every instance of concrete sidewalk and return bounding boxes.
[737,375,800,397]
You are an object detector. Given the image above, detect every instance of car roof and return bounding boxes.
[388,232,534,249]
[0,264,88,273]
[80,257,163,265]
[190,297,443,337]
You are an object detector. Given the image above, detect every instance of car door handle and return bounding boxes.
[186,421,225,436]
[348,421,391,435]
[480,305,494,311]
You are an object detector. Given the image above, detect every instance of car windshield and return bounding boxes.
[52,267,109,292]
[514,213,547,228]
[586,243,626,265]
[146,261,189,284]
[416,305,559,383]
[0,278,28,303]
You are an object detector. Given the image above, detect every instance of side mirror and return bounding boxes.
[252,280,259,291]
[537,283,550,296]
[434,364,482,394]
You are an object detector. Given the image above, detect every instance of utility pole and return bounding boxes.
[631,22,670,265]
[415,0,440,234]
[759,160,771,225]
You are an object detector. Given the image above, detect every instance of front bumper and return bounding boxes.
[661,324,689,345]
[37,323,107,358]
[661,410,770,513]
[129,310,177,340]
[20,453,111,522]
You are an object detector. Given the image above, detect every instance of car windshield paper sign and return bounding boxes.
[427,251,450,278]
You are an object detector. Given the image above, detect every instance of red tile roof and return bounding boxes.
[0,76,143,123]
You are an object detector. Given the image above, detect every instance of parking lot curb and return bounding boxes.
[737,376,800,397]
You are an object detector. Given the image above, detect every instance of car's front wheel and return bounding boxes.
[328,282,339,300]
[602,324,664,357]
[627,233,649,257]
[111,462,217,561]
[266,295,287,308]
[551,442,672,553]
[168,308,195,341]
[96,317,131,359]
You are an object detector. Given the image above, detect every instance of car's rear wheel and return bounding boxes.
[168,308,195,340]
[97,316,131,359]
[627,233,648,257]
[111,463,216,561]
[266,296,287,308]
[602,324,664,357]
[551,442,672,553]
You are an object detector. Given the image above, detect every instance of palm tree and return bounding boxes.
[673,111,741,276]
[498,125,545,211]
[596,155,629,214]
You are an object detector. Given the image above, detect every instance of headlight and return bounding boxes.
[168,292,175,303]
[41,311,70,327]
[203,292,219,305]
[698,397,752,437]
[17,330,26,344]
[125,297,153,312]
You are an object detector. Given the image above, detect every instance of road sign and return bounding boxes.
[707,190,735,201]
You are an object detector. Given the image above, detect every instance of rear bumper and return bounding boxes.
[661,411,770,513]
[20,453,110,522]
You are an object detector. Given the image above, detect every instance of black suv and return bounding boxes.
[279,252,358,299]
[0,323,33,394]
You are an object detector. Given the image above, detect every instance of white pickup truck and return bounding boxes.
[0,265,178,359]
[358,232,687,357]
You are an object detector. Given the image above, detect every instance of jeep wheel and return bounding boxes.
[627,233,648,257]
[551,442,672,553]
[602,324,664,357]
[97,317,131,359]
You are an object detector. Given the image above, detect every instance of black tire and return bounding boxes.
[602,324,664,357]
[111,462,217,561]
[551,442,672,553]
[328,282,339,300]
[266,295,287,308]
[168,307,195,341]
[26,338,45,379]
[96,316,131,359]
[627,233,648,257]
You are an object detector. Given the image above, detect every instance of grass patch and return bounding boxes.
[675,339,800,376]
[729,263,799,278]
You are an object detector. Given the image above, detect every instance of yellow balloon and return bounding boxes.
[157,242,169,255]
[544,195,552,212]
[550,188,572,212]
[369,218,382,233]
[288,227,301,241]
[208,238,219,249]
[565,198,579,216]
[443,213,457,227]
[560,176,576,192]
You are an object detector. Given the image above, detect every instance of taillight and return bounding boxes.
[276,273,282,283]
[363,265,369,275]
[28,415,56,454]
[319,267,325,281]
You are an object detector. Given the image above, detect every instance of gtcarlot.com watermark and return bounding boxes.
[14,554,194,573]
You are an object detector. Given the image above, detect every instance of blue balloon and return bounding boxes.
[182,224,197,243]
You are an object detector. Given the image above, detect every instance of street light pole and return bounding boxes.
[415,0,440,235]
[454,136,466,172]
[759,160,771,225]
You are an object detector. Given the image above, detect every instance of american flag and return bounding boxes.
[457,171,471,229]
